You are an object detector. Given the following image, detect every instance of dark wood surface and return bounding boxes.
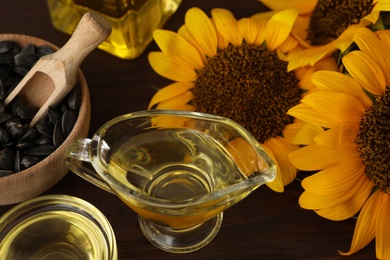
[0,1,376,259]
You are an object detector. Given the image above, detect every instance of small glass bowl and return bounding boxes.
[0,194,117,260]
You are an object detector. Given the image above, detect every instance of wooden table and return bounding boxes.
[0,1,376,259]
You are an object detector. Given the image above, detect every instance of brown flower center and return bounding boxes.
[357,87,390,193]
[308,0,373,45]
[192,43,301,143]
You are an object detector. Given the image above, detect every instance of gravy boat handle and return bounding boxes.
[65,138,115,194]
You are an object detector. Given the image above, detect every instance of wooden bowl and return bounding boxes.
[0,34,91,205]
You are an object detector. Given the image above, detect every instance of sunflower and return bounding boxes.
[147,7,334,192]
[288,27,390,258]
[257,0,390,71]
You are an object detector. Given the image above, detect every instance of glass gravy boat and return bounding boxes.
[65,110,277,253]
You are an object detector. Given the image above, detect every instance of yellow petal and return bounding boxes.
[300,92,365,123]
[288,103,340,129]
[226,138,271,178]
[291,14,310,40]
[264,136,298,186]
[362,11,380,24]
[288,143,360,171]
[259,0,317,14]
[226,138,256,176]
[177,25,207,64]
[262,144,284,192]
[265,9,298,50]
[151,110,195,128]
[300,172,366,209]
[298,58,338,91]
[288,25,358,70]
[301,156,365,195]
[214,22,229,50]
[339,190,383,256]
[153,30,204,70]
[376,29,390,46]
[287,43,336,71]
[156,91,193,110]
[314,177,372,220]
[276,34,299,53]
[211,8,242,46]
[373,0,390,12]
[335,39,354,54]
[353,27,390,85]
[238,18,266,45]
[148,82,194,109]
[311,71,372,109]
[313,122,359,150]
[375,193,390,260]
[342,51,386,95]
[294,65,309,81]
[185,8,217,58]
[251,11,277,22]
[309,56,338,70]
[254,21,268,45]
[334,25,359,52]
[148,52,197,82]
[283,121,324,145]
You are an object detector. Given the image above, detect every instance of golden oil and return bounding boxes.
[46,0,182,59]
[0,195,117,260]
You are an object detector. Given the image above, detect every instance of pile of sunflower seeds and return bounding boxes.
[0,40,80,177]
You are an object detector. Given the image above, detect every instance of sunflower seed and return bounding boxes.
[62,109,76,137]
[14,150,21,173]
[0,148,15,170]
[1,142,14,149]
[5,118,26,139]
[0,80,7,102]
[0,65,11,81]
[36,45,55,56]
[67,85,81,110]
[12,66,29,77]
[0,169,13,177]
[34,134,52,145]
[4,76,22,91]
[53,120,64,148]
[14,53,39,69]
[0,127,11,144]
[21,154,43,168]
[24,144,55,156]
[16,105,39,120]
[36,120,54,138]
[19,127,38,142]
[21,43,35,54]
[0,112,12,124]
[47,106,61,124]
[0,41,13,53]
[0,53,13,64]
[9,95,23,117]
[15,141,34,151]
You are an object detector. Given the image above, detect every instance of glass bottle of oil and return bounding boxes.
[46,0,182,59]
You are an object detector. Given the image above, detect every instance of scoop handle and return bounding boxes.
[27,12,111,126]
[45,11,112,75]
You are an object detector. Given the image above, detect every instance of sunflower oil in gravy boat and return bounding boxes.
[65,110,277,253]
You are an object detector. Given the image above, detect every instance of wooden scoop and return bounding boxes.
[4,12,112,126]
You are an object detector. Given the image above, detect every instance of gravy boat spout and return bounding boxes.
[65,110,277,253]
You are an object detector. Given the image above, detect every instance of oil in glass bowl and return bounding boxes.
[0,195,117,260]
[106,127,247,229]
